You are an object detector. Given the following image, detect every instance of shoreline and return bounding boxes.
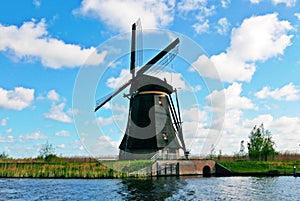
[0,160,299,179]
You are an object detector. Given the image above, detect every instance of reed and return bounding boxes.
[0,159,155,178]
[0,162,127,178]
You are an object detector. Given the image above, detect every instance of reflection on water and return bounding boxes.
[0,176,299,200]
[119,177,185,200]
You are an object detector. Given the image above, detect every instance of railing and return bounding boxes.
[151,153,159,162]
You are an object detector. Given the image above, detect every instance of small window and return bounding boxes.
[163,133,168,141]
[159,97,163,105]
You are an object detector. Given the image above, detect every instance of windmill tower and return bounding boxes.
[95,20,189,160]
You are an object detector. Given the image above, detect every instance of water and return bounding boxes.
[0,176,299,201]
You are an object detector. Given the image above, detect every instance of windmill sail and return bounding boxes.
[130,19,143,79]
[130,22,136,78]
[136,38,179,77]
[94,79,132,112]
[136,19,143,69]
[94,38,179,112]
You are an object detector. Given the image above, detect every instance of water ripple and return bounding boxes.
[0,177,299,201]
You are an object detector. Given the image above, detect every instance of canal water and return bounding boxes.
[0,176,299,200]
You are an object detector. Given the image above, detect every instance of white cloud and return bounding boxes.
[77,0,175,32]
[216,17,230,35]
[1,118,8,126]
[81,135,119,157]
[177,0,214,34]
[151,71,187,90]
[242,114,274,129]
[44,90,73,123]
[0,19,106,68]
[230,13,293,62]
[182,107,208,122]
[103,102,127,113]
[106,69,131,89]
[190,54,218,79]
[211,53,256,83]
[177,0,208,13]
[0,87,34,110]
[67,108,79,116]
[0,135,14,143]
[272,0,297,7]
[250,0,297,6]
[198,82,256,154]
[5,128,13,134]
[206,82,256,111]
[255,83,300,101]
[212,113,300,154]
[177,0,215,20]
[57,144,66,149]
[192,20,210,34]
[47,90,60,102]
[191,85,202,92]
[44,102,73,123]
[19,131,47,141]
[55,130,71,137]
[96,114,125,126]
[294,13,300,20]
[198,13,293,82]
[250,0,260,3]
[95,135,119,156]
[33,0,41,7]
[221,0,231,7]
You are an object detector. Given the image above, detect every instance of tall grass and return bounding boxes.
[0,159,154,178]
[0,162,128,178]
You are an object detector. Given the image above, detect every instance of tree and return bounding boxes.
[0,152,9,160]
[38,141,57,161]
[261,129,277,161]
[247,124,277,161]
[247,125,264,160]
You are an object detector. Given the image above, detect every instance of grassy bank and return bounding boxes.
[0,160,153,178]
[218,160,300,174]
[1,158,300,178]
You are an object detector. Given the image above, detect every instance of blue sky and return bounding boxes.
[0,0,300,158]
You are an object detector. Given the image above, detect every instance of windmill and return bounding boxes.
[95,20,189,160]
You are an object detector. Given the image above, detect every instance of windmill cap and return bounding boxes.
[131,74,173,94]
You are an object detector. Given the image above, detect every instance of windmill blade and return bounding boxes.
[130,19,143,79]
[94,79,132,112]
[136,19,143,69]
[95,37,179,112]
[130,23,136,78]
[136,38,179,77]
[175,89,182,123]
[148,45,178,76]
[167,94,180,132]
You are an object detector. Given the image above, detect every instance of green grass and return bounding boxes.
[218,160,300,174]
[103,160,152,171]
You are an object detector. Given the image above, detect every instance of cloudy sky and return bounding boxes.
[0,0,300,158]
